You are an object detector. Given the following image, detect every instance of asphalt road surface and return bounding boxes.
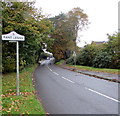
[34,59,119,114]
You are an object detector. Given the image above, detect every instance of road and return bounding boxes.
[34,59,119,114]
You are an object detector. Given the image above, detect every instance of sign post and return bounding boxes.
[2,31,25,96]
[16,41,19,95]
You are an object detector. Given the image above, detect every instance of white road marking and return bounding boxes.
[47,66,119,103]
[47,65,119,103]
[61,76,75,83]
[47,66,59,75]
[47,66,52,71]
[53,72,59,75]
[47,66,75,84]
[47,66,75,83]
[85,87,120,103]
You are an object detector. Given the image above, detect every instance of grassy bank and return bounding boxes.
[68,65,119,74]
[55,60,65,65]
[56,60,119,74]
[2,64,45,115]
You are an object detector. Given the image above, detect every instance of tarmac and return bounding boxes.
[58,64,120,83]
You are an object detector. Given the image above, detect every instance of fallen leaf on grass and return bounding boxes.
[5,92,16,96]
[21,92,32,97]
[0,105,2,111]
[9,108,12,111]
[6,110,11,112]
[1,94,5,97]
[14,100,20,102]
[25,111,29,114]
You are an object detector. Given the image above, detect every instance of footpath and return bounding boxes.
[58,64,120,83]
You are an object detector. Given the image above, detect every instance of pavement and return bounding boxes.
[59,64,120,83]
[34,59,119,114]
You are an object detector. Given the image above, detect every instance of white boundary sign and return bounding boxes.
[2,31,25,41]
[2,31,25,96]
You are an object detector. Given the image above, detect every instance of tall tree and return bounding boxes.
[2,2,54,72]
[50,7,89,60]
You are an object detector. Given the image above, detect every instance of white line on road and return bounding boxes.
[47,66,52,71]
[85,87,120,103]
[47,65,119,103]
[61,76,75,83]
[45,66,120,103]
[47,66,75,84]
[47,66,59,75]
[53,72,59,75]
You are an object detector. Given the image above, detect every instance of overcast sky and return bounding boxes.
[35,0,118,47]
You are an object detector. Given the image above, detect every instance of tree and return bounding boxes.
[2,2,54,72]
[105,32,120,68]
[50,8,89,61]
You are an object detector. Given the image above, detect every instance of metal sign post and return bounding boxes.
[16,41,19,95]
[2,31,25,96]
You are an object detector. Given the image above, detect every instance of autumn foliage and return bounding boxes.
[50,8,89,61]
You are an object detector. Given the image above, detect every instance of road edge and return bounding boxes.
[56,64,120,84]
[32,65,47,115]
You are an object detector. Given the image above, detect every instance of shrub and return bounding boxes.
[93,51,112,68]
[2,57,16,73]
[66,56,75,65]
[76,52,84,65]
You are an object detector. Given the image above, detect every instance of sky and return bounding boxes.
[35,0,118,47]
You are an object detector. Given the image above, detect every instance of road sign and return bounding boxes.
[2,31,25,96]
[2,31,25,41]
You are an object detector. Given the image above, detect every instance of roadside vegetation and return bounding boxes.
[48,6,119,70]
[2,64,45,115]
[2,2,54,73]
[55,32,119,74]
[67,65,119,74]
[2,1,119,114]
[56,60,65,65]
[2,1,89,115]
[56,60,119,74]
[49,8,89,61]
[2,2,89,73]
[65,32,120,69]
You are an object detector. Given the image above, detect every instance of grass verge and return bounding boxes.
[2,64,45,115]
[67,64,119,74]
[56,60,119,74]
[55,60,65,65]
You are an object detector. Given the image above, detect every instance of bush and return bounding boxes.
[76,44,102,66]
[66,56,75,65]
[93,51,112,68]
[65,33,120,69]
[76,52,84,65]
[2,57,16,73]
[19,58,26,71]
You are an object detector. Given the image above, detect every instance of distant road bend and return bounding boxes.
[34,59,119,114]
